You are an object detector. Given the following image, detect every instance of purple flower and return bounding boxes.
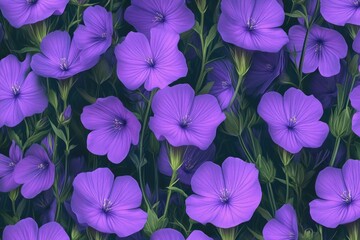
[41,134,55,158]
[73,5,113,57]
[3,218,69,240]
[186,157,262,228]
[0,141,22,192]
[262,204,298,240]
[149,84,225,150]
[115,28,187,91]
[0,0,69,28]
[124,0,195,38]
[13,144,55,199]
[0,55,48,127]
[80,96,141,164]
[63,105,72,121]
[350,86,360,136]
[158,143,216,185]
[218,0,288,52]
[320,0,360,26]
[287,25,347,77]
[71,168,147,237]
[31,31,99,80]
[206,59,235,110]
[258,88,329,154]
[244,50,285,97]
[150,229,212,240]
[309,159,360,228]
[34,190,56,224]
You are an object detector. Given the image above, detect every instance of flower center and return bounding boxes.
[315,40,324,54]
[183,157,196,172]
[113,118,126,130]
[8,161,16,167]
[354,0,360,7]
[102,199,112,213]
[341,190,352,204]
[37,162,48,170]
[219,188,230,203]
[27,0,37,4]
[265,63,274,72]
[246,18,256,31]
[221,80,232,89]
[154,12,165,23]
[180,115,192,129]
[11,84,21,97]
[146,58,156,68]
[288,116,297,129]
[59,58,69,71]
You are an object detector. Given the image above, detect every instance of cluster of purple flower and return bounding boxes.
[1,0,360,239]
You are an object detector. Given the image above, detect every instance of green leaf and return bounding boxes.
[13,47,40,54]
[257,206,273,221]
[205,24,217,48]
[167,186,188,198]
[49,120,67,143]
[198,80,214,95]
[192,21,202,35]
[77,88,97,104]
[48,89,58,111]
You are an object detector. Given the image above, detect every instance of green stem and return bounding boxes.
[330,137,341,167]
[237,135,254,163]
[347,220,360,240]
[267,183,276,215]
[162,169,177,218]
[195,11,207,92]
[284,165,290,203]
[297,27,310,88]
[229,75,243,108]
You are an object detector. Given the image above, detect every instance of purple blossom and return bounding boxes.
[34,190,56,224]
[41,134,55,158]
[244,50,285,97]
[0,0,69,28]
[0,141,22,192]
[309,159,360,228]
[150,229,212,240]
[80,96,141,164]
[287,25,348,77]
[262,204,298,240]
[158,143,216,185]
[258,88,329,154]
[206,59,235,110]
[350,85,360,136]
[14,144,55,199]
[0,55,48,127]
[218,0,288,52]
[320,0,360,26]
[3,218,69,240]
[73,5,113,58]
[149,84,225,150]
[31,31,99,80]
[115,28,188,91]
[186,157,262,228]
[124,0,195,38]
[71,168,147,237]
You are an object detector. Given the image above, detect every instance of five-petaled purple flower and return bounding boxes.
[74,5,113,58]
[124,0,195,38]
[258,88,329,154]
[31,31,99,80]
[115,28,188,91]
[218,0,289,52]
[263,204,298,240]
[0,55,48,128]
[81,96,141,164]
[149,84,226,150]
[320,0,360,26]
[186,157,262,228]
[0,141,22,192]
[288,25,348,77]
[3,217,69,240]
[350,86,360,137]
[150,228,212,240]
[0,0,69,28]
[71,168,147,237]
[310,159,360,228]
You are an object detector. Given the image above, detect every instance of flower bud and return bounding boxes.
[256,156,276,183]
[230,47,251,78]
[329,107,352,138]
[169,146,183,171]
[287,162,305,188]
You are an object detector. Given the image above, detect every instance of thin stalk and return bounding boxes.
[330,137,341,167]
[267,183,276,215]
[195,11,207,92]
[237,135,254,163]
[229,75,243,109]
[284,165,290,203]
[162,169,177,218]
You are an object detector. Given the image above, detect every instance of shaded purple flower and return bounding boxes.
[206,59,235,110]
[158,143,216,185]
[149,84,225,150]
[244,50,285,97]
[63,105,72,121]
[74,5,113,58]
[353,31,360,54]
[34,190,56,224]
[31,31,99,80]
[186,157,261,228]
[0,0,69,28]
[14,144,55,199]
[71,168,147,237]
[258,88,329,154]
[3,218,69,240]
[124,0,195,37]
[287,25,347,77]
[41,134,55,158]
[350,85,360,136]
[320,0,360,26]
[0,55,48,127]
[309,159,360,228]
[0,141,22,192]
[263,204,298,240]
[150,229,212,240]
[80,96,141,164]
[115,28,187,91]
[218,0,288,52]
